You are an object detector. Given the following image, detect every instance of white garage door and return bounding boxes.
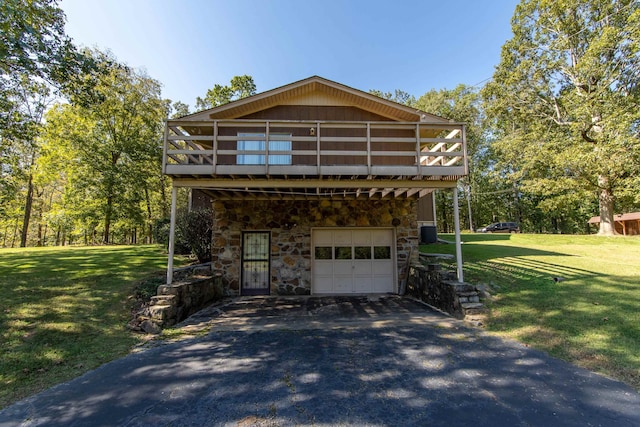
[313,228,395,294]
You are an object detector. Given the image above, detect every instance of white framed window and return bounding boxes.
[237,133,291,165]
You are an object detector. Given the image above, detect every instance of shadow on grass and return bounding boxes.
[0,245,183,408]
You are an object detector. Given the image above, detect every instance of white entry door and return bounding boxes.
[313,228,395,294]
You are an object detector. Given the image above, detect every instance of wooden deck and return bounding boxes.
[163,119,467,182]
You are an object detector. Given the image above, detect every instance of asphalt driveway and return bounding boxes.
[1,295,639,426]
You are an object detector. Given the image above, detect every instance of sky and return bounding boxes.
[60,0,520,109]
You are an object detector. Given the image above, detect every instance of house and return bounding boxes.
[588,212,640,236]
[163,76,467,296]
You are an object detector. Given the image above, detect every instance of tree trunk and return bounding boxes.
[103,194,113,244]
[20,174,34,247]
[11,217,19,247]
[465,184,474,232]
[37,224,42,246]
[597,175,617,236]
[512,182,522,225]
[144,186,153,243]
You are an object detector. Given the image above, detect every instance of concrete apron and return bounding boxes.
[175,295,459,334]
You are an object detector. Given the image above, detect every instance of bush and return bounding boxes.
[153,217,191,255]
[176,208,213,263]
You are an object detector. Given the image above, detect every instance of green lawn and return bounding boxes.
[0,245,187,409]
[422,233,640,390]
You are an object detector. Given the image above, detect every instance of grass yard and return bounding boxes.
[422,233,640,390]
[0,245,188,409]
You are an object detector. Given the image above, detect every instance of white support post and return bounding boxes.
[453,187,464,283]
[431,191,437,227]
[166,186,178,285]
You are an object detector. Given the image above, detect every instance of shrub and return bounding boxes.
[176,208,213,263]
[153,217,191,255]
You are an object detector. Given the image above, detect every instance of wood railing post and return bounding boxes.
[162,121,169,174]
[416,123,421,178]
[366,122,372,176]
[212,121,218,175]
[316,122,321,176]
[461,125,468,175]
[265,121,270,176]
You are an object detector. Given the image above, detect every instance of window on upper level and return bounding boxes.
[237,133,292,165]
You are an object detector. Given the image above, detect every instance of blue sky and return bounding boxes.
[60,0,520,109]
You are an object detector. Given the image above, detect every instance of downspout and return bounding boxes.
[167,186,178,285]
[453,187,464,283]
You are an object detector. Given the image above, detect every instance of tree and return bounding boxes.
[195,75,256,110]
[43,51,167,244]
[0,0,87,138]
[1,0,97,246]
[369,89,416,106]
[170,101,190,118]
[484,0,640,235]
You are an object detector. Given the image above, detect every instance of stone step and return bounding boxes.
[461,302,486,316]
[147,304,177,322]
[449,282,477,293]
[461,302,484,309]
[457,291,480,297]
[150,295,176,306]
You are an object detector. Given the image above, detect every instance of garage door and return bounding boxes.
[313,228,395,294]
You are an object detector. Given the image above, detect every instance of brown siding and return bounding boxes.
[417,194,435,222]
[215,123,415,167]
[239,105,395,121]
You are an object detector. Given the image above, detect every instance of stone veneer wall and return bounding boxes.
[210,198,419,296]
[406,264,484,319]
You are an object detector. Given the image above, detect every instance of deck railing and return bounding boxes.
[163,120,467,178]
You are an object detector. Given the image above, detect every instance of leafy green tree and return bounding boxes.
[0,0,82,123]
[170,101,190,118]
[42,51,167,244]
[484,0,640,235]
[0,0,97,246]
[195,75,256,110]
[369,89,416,106]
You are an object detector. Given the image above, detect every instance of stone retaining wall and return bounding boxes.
[144,275,224,329]
[406,264,484,319]
[172,262,212,281]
